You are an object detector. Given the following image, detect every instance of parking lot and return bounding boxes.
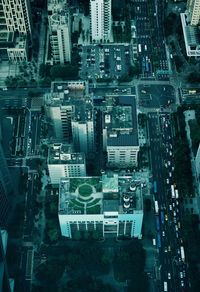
[79,44,132,80]
[138,84,175,108]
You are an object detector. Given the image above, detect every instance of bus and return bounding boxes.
[153,181,157,194]
[160,210,165,225]
[180,246,185,262]
[175,189,179,199]
[157,233,161,248]
[156,216,160,231]
[164,281,168,291]
[171,185,175,198]
[155,200,159,214]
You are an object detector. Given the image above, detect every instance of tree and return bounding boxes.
[50,65,79,80]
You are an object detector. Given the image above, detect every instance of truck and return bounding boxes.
[160,210,165,225]
[171,185,175,198]
[180,246,185,262]
[156,216,160,231]
[164,281,168,291]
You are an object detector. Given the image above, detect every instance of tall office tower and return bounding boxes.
[90,0,112,42]
[1,0,32,36]
[47,81,88,142]
[48,0,71,64]
[71,99,95,156]
[0,229,14,292]
[0,0,32,62]
[187,0,200,25]
[48,143,86,184]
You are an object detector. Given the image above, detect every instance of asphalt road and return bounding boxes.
[148,112,189,292]
[138,84,175,108]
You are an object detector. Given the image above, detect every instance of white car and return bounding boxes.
[166,179,170,184]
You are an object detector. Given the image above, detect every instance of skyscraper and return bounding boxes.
[187,0,200,25]
[48,0,71,64]
[90,0,112,42]
[1,0,32,35]
[0,0,32,62]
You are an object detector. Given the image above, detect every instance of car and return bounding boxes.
[168,272,171,280]
[168,161,171,166]
[169,172,172,177]
[173,211,176,217]
[169,151,172,156]
[162,231,165,236]
[169,205,172,211]
[175,225,178,231]
[180,272,183,278]
[166,179,170,184]
[164,247,168,253]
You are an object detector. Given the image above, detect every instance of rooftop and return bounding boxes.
[104,95,139,146]
[59,174,143,216]
[48,143,85,164]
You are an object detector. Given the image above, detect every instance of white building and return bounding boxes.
[7,35,27,63]
[90,0,112,42]
[103,95,139,168]
[187,0,200,25]
[48,143,86,184]
[48,0,71,64]
[58,174,143,239]
[0,0,32,62]
[181,0,200,57]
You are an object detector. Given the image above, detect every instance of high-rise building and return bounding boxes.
[47,81,95,157]
[90,0,112,42]
[48,143,86,184]
[0,229,14,292]
[48,0,71,64]
[187,0,200,25]
[1,0,32,35]
[102,95,139,168]
[71,99,95,156]
[0,0,32,62]
[58,174,143,239]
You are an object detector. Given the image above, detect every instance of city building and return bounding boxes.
[48,143,86,184]
[0,0,32,62]
[1,0,32,36]
[187,0,200,25]
[0,142,12,228]
[71,99,95,156]
[0,229,14,292]
[181,0,200,56]
[58,173,143,239]
[102,95,139,168]
[48,0,71,64]
[47,81,95,157]
[90,0,112,42]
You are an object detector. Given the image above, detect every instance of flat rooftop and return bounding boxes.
[48,143,85,164]
[104,95,139,146]
[59,174,143,216]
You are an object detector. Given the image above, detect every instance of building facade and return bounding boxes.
[48,0,71,64]
[187,0,200,25]
[90,0,112,42]
[0,0,32,62]
[58,174,143,239]
[48,143,86,184]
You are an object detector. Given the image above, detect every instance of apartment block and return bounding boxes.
[58,174,143,239]
[90,0,112,42]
